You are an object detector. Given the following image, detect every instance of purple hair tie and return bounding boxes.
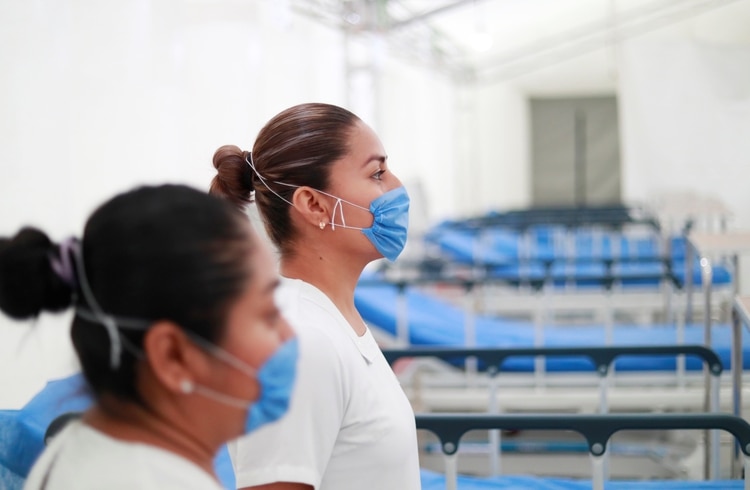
[50,237,78,288]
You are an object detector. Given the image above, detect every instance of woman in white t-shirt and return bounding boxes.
[209,103,421,490]
[0,184,297,490]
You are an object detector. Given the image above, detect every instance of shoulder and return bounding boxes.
[277,278,337,325]
[277,278,350,355]
[26,423,221,490]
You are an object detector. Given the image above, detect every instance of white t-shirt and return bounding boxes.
[24,421,225,490]
[229,278,421,490]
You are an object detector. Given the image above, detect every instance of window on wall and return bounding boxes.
[530,96,621,207]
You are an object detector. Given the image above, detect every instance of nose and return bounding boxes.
[388,172,403,190]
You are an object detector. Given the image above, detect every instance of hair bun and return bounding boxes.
[209,145,255,210]
[0,227,75,319]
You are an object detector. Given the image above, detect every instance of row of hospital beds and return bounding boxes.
[359,205,750,488]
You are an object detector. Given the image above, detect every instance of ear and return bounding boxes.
[291,186,332,229]
[142,321,211,395]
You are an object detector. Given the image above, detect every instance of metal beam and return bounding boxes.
[387,0,482,30]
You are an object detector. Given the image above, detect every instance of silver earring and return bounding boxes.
[180,379,194,394]
[319,222,325,230]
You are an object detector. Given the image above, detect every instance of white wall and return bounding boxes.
[0,0,458,407]
[465,1,750,225]
[618,3,750,229]
[457,81,530,214]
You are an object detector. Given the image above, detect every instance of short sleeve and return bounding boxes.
[229,323,347,489]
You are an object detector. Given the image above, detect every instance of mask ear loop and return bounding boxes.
[245,153,294,207]
[185,331,257,379]
[76,307,147,362]
[331,199,346,231]
[245,152,371,231]
[70,241,123,370]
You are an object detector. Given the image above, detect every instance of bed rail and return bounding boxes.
[385,345,723,478]
[416,412,750,490]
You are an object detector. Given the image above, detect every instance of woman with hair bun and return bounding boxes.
[209,103,420,490]
[0,184,298,490]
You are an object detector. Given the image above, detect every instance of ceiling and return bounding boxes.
[291,0,748,82]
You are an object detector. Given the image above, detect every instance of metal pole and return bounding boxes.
[444,452,458,490]
[663,230,675,324]
[488,371,501,476]
[710,371,720,480]
[598,367,611,480]
[534,293,546,390]
[700,257,714,479]
[591,452,606,490]
[732,302,744,478]
[685,243,694,324]
[676,310,686,390]
[396,283,409,346]
[464,283,478,383]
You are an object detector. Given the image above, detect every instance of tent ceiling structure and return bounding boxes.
[290,0,748,83]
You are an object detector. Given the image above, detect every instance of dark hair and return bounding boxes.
[0,185,255,403]
[209,103,361,252]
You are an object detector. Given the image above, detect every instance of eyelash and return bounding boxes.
[372,169,385,181]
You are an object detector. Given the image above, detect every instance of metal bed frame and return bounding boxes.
[383,345,724,480]
[416,412,750,490]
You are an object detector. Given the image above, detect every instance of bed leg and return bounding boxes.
[591,452,606,490]
[444,452,458,490]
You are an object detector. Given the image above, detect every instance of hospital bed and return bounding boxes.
[354,275,750,372]
[421,226,732,290]
[383,344,726,480]
[355,275,750,465]
[416,412,750,490]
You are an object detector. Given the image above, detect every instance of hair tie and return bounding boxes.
[245,152,296,207]
[50,237,79,288]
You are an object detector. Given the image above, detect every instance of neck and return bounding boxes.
[280,245,368,335]
[83,397,219,477]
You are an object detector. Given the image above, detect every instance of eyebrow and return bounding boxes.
[363,155,387,167]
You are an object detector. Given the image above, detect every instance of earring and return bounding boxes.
[319,221,325,230]
[180,379,194,394]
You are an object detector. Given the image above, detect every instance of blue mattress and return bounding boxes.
[354,277,750,372]
[419,469,743,489]
[425,228,731,287]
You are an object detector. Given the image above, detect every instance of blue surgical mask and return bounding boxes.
[246,154,410,262]
[344,186,410,262]
[181,337,299,434]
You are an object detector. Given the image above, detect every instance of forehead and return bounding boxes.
[346,120,385,158]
